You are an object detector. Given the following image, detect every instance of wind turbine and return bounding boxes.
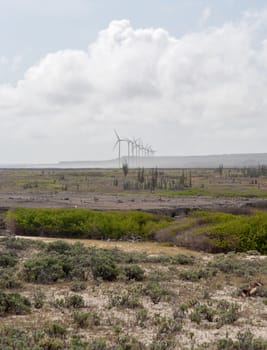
[126,138,133,165]
[113,130,127,168]
[150,146,156,156]
[133,138,141,166]
[145,144,151,157]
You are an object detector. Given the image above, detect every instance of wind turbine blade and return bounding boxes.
[114,129,120,140]
[113,140,119,150]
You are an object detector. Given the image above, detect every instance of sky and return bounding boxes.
[1,0,267,163]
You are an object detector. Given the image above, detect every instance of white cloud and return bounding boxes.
[0,56,9,65]
[199,7,212,26]
[1,12,267,162]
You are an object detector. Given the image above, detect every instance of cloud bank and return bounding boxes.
[1,11,267,162]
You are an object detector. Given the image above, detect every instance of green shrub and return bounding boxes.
[179,268,216,282]
[70,280,87,292]
[23,255,65,283]
[217,330,267,350]
[0,251,18,267]
[91,252,119,281]
[136,308,148,326]
[0,268,21,289]
[143,281,171,304]
[47,323,67,338]
[7,208,171,240]
[39,337,65,350]
[216,300,240,328]
[65,294,85,309]
[146,254,195,265]
[0,327,35,350]
[123,265,145,281]
[1,237,33,250]
[190,304,214,324]
[73,311,100,328]
[114,334,143,350]
[46,240,72,254]
[0,291,31,316]
[33,289,45,309]
[192,210,267,253]
[88,338,107,350]
[209,255,265,276]
[156,317,183,339]
[149,340,176,350]
[109,290,143,309]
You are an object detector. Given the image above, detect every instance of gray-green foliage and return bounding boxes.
[0,291,31,316]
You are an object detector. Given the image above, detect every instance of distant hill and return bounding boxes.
[1,153,267,169]
[57,153,267,168]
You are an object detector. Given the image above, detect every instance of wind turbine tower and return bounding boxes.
[113,130,127,168]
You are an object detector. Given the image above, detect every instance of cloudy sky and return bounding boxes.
[1,0,267,163]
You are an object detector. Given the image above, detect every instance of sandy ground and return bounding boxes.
[20,236,203,256]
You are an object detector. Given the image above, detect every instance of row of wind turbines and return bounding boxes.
[113,130,156,168]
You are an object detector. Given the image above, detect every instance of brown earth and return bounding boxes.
[1,191,266,214]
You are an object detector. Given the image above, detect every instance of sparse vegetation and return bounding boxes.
[0,237,266,349]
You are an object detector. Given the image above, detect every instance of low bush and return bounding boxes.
[123,265,145,281]
[33,288,45,309]
[65,294,85,309]
[47,323,67,338]
[90,252,119,281]
[156,317,183,339]
[38,337,65,350]
[87,338,107,350]
[136,308,148,326]
[115,334,146,350]
[146,254,195,265]
[179,268,216,282]
[0,251,18,268]
[46,240,72,254]
[0,291,31,316]
[23,255,65,283]
[216,300,240,328]
[192,210,267,253]
[0,327,37,350]
[70,280,87,292]
[149,339,176,350]
[217,330,267,350]
[143,281,172,304]
[0,268,21,289]
[73,311,100,328]
[209,255,266,276]
[190,304,214,324]
[109,289,143,309]
[0,237,34,250]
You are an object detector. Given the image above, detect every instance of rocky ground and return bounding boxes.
[1,191,267,213]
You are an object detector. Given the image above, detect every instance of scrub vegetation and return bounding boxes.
[1,166,267,198]
[0,237,266,349]
[6,208,171,240]
[6,207,267,253]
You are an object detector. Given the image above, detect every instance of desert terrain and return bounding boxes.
[0,167,267,349]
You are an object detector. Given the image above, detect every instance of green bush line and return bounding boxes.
[193,210,267,253]
[6,208,171,240]
[5,207,267,253]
